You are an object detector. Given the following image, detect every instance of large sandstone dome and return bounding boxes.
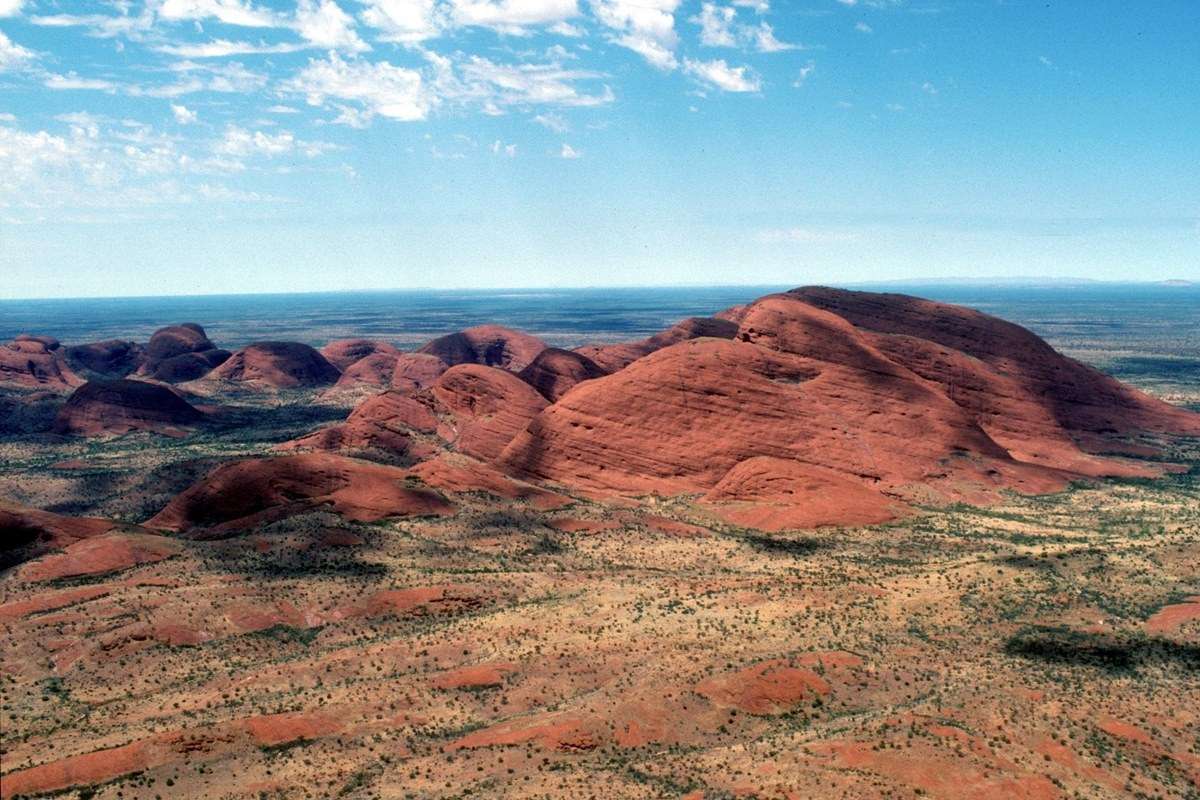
[418,325,546,372]
[207,341,341,388]
[498,287,1200,525]
[53,379,203,437]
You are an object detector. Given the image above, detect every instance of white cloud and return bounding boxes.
[694,2,736,47]
[612,33,676,70]
[360,0,442,43]
[215,125,333,158]
[683,58,760,92]
[560,142,580,158]
[452,0,578,33]
[44,72,118,91]
[592,0,680,69]
[854,21,872,33]
[0,30,33,71]
[155,39,306,57]
[920,80,936,94]
[491,139,517,156]
[156,0,279,27]
[752,22,793,52]
[692,3,793,53]
[284,52,431,121]
[295,0,370,52]
[267,104,300,113]
[548,20,583,36]
[28,13,154,39]
[792,60,814,87]
[533,111,569,132]
[171,103,198,124]
[0,0,24,17]
[137,61,268,97]
[454,55,612,108]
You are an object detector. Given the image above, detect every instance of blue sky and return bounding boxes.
[0,0,1197,298]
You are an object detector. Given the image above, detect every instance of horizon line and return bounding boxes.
[2,276,1195,304]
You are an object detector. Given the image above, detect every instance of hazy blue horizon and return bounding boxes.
[1,276,1194,304]
[3,283,1196,363]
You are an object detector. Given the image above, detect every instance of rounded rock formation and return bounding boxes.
[320,339,401,371]
[498,288,1200,525]
[517,348,608,401]
[139,323,229,382]
[390,353,450,392]
[418,325,546,372]
[146,453,455,533]
[207,341,341,388]
[53,379,203,437]
[432,364,548,461]
[1,501,117,570]
[0,335,83,389]
[283,390,439,461]
[65,339,145,378]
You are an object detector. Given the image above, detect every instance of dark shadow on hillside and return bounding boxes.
[197,525,389,580]
[743,533,829,557]
[1004,626,1200,673]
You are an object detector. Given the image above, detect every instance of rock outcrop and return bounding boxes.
[787,286,1200,447]
[65,339,145,378]
[53,379,203,437]
[1,501,117,570]
[517,348,608,401]
[391,353,449,392]
[291,362,548,464]
[498,288,1200,526]
[320,339,401,371]
[419,325,546,372]
[282,390,439,461]
[432,365,548,461]
[146,453,454,533]
[207,342,341,388]
[138,323,230,382]
[0,335,82,389]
